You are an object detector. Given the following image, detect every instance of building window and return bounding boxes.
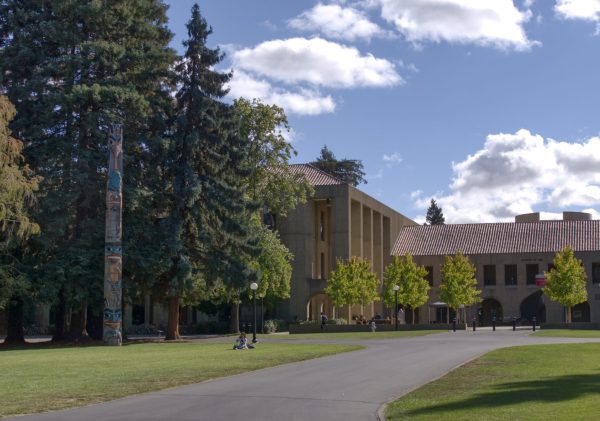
[320,211,325,241]
[593,263,600,284]
[320,252,326,279]
[425,266,433,286]
[505,264,517,286]
[526,264,539,285]
[484,265,496,286]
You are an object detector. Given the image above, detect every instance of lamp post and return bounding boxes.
[260,294,264,334]
[393,285,400,331]
[250,282,258,343]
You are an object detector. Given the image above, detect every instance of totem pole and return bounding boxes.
[104,124,123,345]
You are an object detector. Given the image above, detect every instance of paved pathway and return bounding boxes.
[9,329,600,421]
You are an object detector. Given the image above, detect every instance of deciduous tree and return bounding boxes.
[382,254,430,324]
[325,257,379,318]
[544,245,587,323]
[439,252,480,321]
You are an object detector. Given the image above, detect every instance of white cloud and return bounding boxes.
[555,0,600,21]
[383,152,403,165]
[227,71,336,115]
[232,37,402,88]
[412,129,600,223]
[378,0,537,51]
[289,3,388,41]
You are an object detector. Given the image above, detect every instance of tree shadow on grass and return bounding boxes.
[405,372,600,417]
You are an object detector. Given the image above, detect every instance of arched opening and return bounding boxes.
[520,290,546,324]
[480,298,503,326]
[306,292,334,321]
[571,302,591,323]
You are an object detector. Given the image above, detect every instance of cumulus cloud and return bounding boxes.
[555,0,600,21]
[412,129,600,223]
[232,37,402,88]
[227,71,335,116]
[289,3,388,41]
[378,0,537,51]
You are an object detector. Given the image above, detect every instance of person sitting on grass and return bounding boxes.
[233,332,248,350]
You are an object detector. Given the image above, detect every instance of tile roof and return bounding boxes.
[284,164,346,186]
[392,220,600,256]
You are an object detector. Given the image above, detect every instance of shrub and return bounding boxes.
[264,319,289,333]
[328,318,347,325]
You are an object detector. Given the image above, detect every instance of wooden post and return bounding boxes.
[103,124,123,345]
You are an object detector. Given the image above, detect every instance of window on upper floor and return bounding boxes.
[526,264,539,285]
[505,264,518,286]
[592,263,600,284]
[425,266,433,286]
[484,265,496,286]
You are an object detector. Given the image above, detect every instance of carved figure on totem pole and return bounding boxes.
[104,124,123,346]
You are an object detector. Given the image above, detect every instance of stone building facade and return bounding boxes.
[392,212,600,325]
[274,164,416,322]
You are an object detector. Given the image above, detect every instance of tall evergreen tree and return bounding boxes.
[163,4,257,339]
[0,95,40,345]
[426,199,445,225]
[310,146,367,186]
[0,1,176,340]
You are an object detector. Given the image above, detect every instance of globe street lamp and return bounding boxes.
[250,282,258,343]
[393,285,400,331]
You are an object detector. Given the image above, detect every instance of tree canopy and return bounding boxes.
[544,245,588,323]
[439,252,481,311]
[426,199,445,225]
[310,146,367,186]
[325,257,379,310]
[382,254,430,323]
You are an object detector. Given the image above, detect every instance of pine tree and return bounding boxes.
[426,199,445,225]
[311,146,367,186]
[163,4,258,339]
[0,0,176,340]
[0,95,40,345]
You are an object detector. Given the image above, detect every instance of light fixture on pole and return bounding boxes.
[393,285,400,331]
[250,282,258,343]
[260,294,264,334]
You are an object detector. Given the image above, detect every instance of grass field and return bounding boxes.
[287,330,444,340]
[385,343,600,420]
[532,329,600,338]
[0,341,361,417]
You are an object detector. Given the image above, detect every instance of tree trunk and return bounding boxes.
[166,296,180,340]
[4,296,26,345]
[412,308,416,325]
[229,302,240,334]
[67,301,89,341]
[52,288,67,342]
[566,306,571,324]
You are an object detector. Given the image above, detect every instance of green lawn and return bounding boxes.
[532,329,600,338]
[0,341,361,417]
[385,343,600,420]
[288,330,444,340]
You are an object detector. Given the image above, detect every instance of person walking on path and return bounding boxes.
[320,312,328,331]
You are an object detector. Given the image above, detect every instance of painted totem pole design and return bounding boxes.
[104,124,123,345]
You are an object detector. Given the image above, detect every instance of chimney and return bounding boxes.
[562,211,591,221]
[515,212,540,223]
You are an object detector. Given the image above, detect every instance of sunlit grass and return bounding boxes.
[386,343,600,420]
[1,341,361,417]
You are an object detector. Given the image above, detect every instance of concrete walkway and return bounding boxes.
[9,330,600,421]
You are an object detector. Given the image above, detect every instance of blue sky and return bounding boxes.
[164,0,600,223]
